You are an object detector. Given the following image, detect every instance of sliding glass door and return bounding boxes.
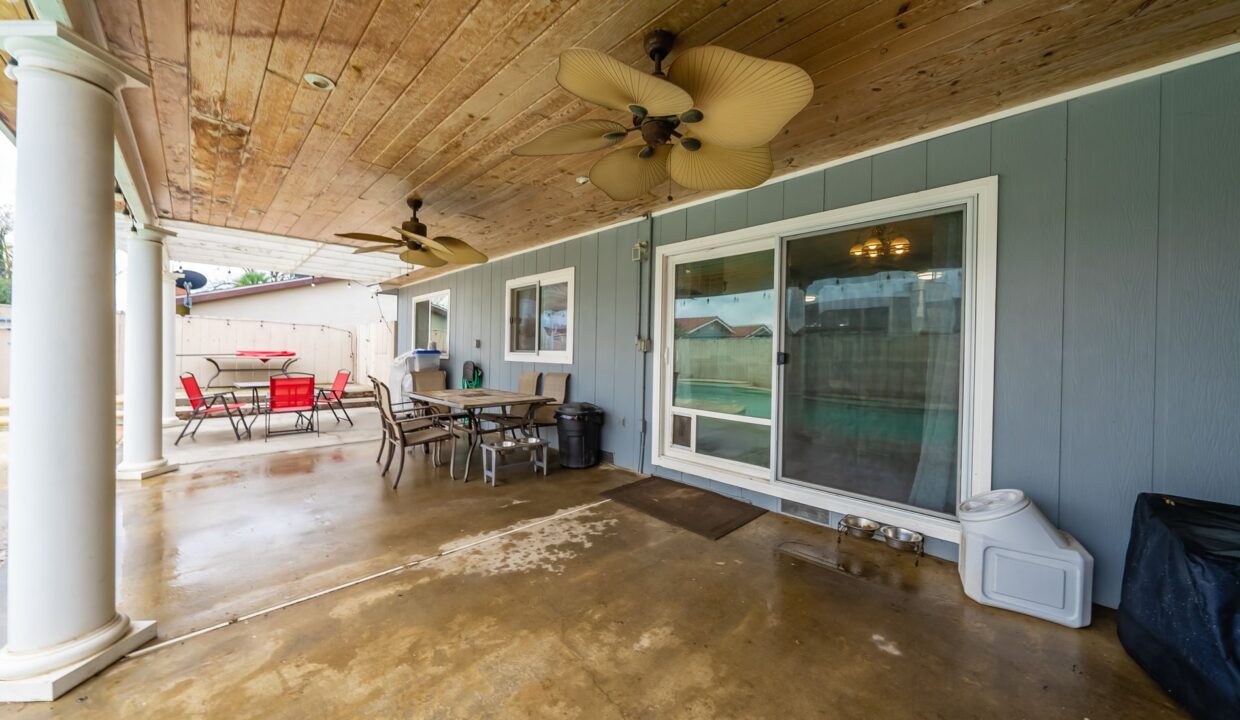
[780,207,966,517]
[662,241,776,473]
[652,178,996,536]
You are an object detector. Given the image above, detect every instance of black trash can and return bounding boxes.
[555,402,604,468]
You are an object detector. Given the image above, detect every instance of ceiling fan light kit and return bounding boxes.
[513,30,813,202]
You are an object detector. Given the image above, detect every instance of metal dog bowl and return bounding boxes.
[524,436,541,444]
[880,525,924,554]
[838,515,881,540]
[499,440,518,448]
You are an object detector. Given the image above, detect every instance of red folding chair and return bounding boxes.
[175,372,253,445]
[315,369,353,425]
[264,373,319,440]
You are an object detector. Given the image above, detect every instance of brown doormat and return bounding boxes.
[602,476,766,540]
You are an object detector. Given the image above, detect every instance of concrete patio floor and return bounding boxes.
[162,406,383,466]
[0,441,1182,718]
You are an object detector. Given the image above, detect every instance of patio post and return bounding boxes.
[162,250,180,426]
[0,22,157,701]
[118,225,177,480]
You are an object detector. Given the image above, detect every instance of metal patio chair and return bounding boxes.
[479,370,542,438]
[316,369,353,425]
[264,373,318,440]
[529,372,569,438]
[373,377,455,489]
[175,371,253,445]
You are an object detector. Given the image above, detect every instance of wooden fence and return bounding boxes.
[0,309,395,397]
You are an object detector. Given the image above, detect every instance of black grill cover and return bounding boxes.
[1117,493,1240,720]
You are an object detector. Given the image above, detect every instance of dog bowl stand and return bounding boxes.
[481,438,548,486]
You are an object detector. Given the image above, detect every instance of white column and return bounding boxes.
[162,253,179,427]
[118,226,177,480]
[0,22,156,702]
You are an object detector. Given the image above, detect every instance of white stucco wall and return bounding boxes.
[191,280,396,328]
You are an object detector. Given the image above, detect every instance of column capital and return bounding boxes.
[0,21,148,94]
[134,223,174,244]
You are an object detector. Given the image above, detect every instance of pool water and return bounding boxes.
[674,381,772,418]
[673,380,956,446]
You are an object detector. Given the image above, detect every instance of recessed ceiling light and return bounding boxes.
[303,72,335,90]
[574,175,590,185]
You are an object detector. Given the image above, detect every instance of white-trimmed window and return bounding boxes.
[505,268,574,364]
[410,289,450,356]
[651,177,997,543]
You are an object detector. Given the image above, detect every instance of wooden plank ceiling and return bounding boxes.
[30,1,1240,285]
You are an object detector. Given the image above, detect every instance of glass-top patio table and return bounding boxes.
[234,380,269,406]
[404,388,551,481]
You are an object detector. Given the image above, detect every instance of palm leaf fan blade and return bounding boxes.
[427,236,487,264]
[399,248,447,267]
[512,119,629,156]
[668,140,772,191]
[668,46,813,149]
[588,144,671,201]
[557,48,693,117]
[335,232,402,244]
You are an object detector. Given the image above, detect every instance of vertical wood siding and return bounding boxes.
[395,53,1240,607]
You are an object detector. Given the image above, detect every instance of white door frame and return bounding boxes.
[651,176,998,543]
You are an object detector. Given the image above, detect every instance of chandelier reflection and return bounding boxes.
[849,226,911,259]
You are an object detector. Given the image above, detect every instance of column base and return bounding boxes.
[116,458,178,481]
[162,416,181,428]
[0,620,156,702]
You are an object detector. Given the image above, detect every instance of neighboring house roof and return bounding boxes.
[180,276,329,305]
[729,324,772,338]
[675,316,734,336]
[675,316,771,338]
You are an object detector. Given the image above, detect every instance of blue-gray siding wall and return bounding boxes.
[394,53,1240,608]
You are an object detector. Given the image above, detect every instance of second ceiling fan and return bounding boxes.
[335,197,487,267]
[513,30,814,201]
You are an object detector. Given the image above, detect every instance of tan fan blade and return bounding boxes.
[558,48,692,117]
[335,232,402,244]
[400,248,447,267]
[392,226,432,245]
[512,119,629,156]
[352,244,398,254]
[668,138,772,191]
[668,45,813,148]
[588,144,671,202]
[425,236,488,264]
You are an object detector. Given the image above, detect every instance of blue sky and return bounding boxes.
[676,289,774,326]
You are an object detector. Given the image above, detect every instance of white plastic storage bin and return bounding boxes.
[412,349,441,372]
[958,489,1093,628]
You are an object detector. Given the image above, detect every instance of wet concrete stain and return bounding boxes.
[0,441,1188,719]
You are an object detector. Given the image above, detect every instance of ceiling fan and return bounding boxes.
[334,197,487,267]
[512,30,814,202]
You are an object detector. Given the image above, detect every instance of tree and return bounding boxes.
[233,268,271,287]
[0,205,12,304]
